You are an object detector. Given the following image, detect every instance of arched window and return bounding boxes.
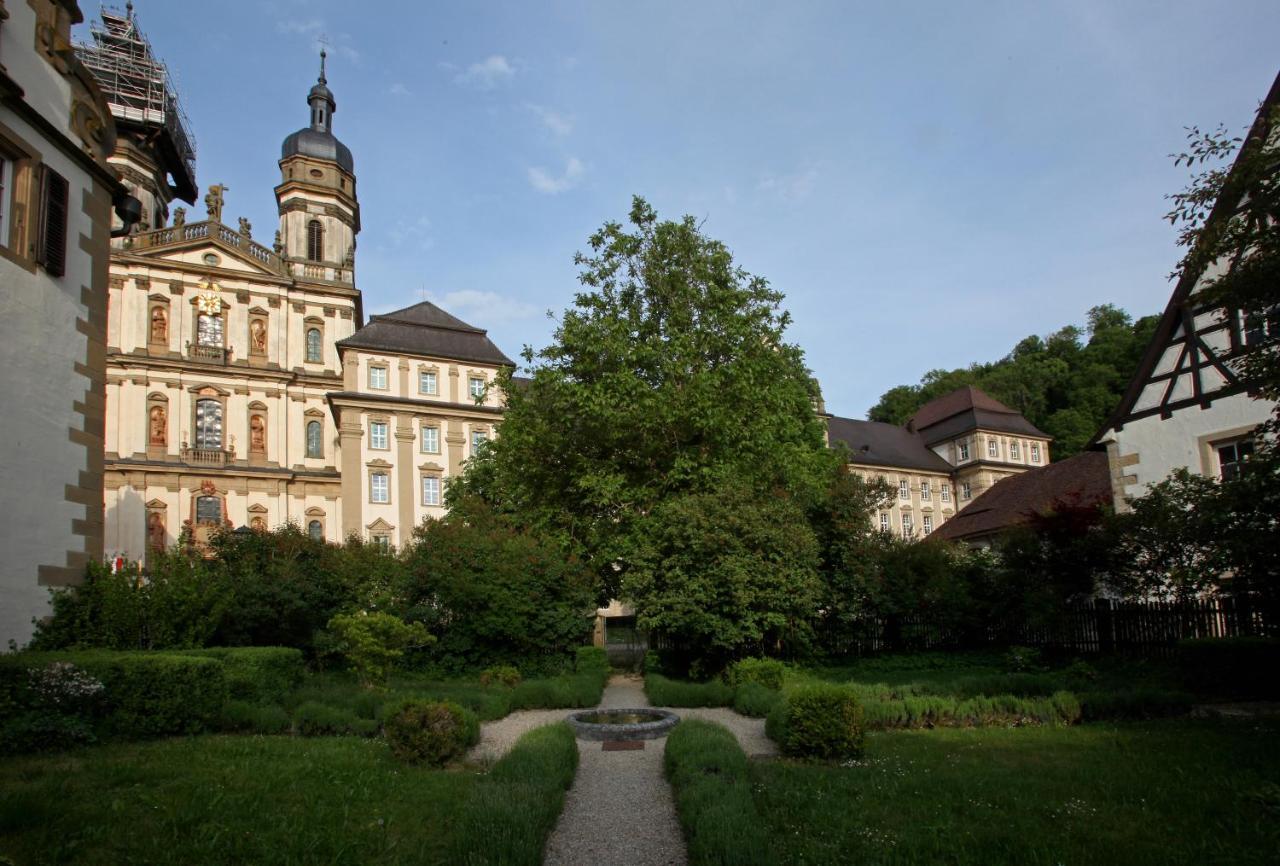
[306,420,323,457]
[194,398,222,448]
[308,520,323,542]
[307,220,323,262]
[306,327,322,363]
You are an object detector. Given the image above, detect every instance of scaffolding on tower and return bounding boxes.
[75,3,198,202]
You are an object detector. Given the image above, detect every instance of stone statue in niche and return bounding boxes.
[150,306,167,343]
[250,516,266,533]
[250,318,267,354]
[147,512,166,550]
[238,217,252,239]
[249,415,266,453]
[204,184,227,222]
[149,405,167,446]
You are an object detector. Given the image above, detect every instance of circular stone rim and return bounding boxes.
[566,707,680,741]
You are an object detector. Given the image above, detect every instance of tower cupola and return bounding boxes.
[281,49,353,173]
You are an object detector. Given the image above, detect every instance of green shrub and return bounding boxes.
[479,665,522,688]
[724,657,787,690]
[936,672,1060,699]
[1080,687,1194,721]
[768,685,864,761]
[383,699,479,766]
[855,690,1082,729]
[645,673,734,708]
[293,701,371,737]
[733,682,782,718]
[1004,645,1044,672]
[0,651,226,743]
[1178,637,1280,699]
[643,650,664,674]
[177,647,304,703]
[220,700,291,734]
[509,673,604,710]
[446,723,578,866]
[575,645,609,675]
[328,612,434,688]
[665,719,777,865]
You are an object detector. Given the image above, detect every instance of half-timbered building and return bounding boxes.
[1094,71,1280,508]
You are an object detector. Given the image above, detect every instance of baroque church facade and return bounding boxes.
[95,11,512,562]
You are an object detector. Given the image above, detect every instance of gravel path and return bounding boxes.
[466,674,777,865]
[544,675,686,866]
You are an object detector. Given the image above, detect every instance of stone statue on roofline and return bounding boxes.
[205,184,228,222]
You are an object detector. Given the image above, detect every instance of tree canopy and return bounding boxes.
[454,196,840,601]
[867,304,1158,456]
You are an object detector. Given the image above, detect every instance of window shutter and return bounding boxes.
[39,167,69,277]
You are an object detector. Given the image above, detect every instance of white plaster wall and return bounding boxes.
[0,108,102,649]
[1105,392,1274,500]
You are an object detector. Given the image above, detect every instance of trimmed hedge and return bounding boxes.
[732,682,782,718]
[645,674,735,708]
[856,691,1081,730]
[446,723,579,866]
[383,699,479,765]
[0,651,226,747]
[220,700,292,734]
[175,647,304,703]
[766,685,864,761]
[665,719,777,865]
[724,658,786,691]
[1178,637,1280,700]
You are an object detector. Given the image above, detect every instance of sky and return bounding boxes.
[76,1,1279,419]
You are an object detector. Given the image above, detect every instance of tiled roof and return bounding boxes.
[337,301,515,367]
[828,417,954,474]
[932,450,1111,542]
[907,385,1049,444]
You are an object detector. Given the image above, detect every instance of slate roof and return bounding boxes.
[828,417,954,474]
[907,386,1050,446]
[336,301,515,367]
[932,450,1111,542]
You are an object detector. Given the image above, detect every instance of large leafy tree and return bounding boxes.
[458,197,838,600]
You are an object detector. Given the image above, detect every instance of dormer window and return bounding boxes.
[307,219,323,262]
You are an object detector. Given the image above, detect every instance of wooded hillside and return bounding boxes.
[867,305,1158,457]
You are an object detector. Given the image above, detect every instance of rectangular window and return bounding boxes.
[471,429,488,455]
[421,426,439,453]
[372,535,390,552]
[1031,443,1041,463]
[961,482,972,500]
[1217,439,1254,481]
[921,480,931,501]
[422,475,441,506]
[901,513,913,536]
[941,483,951,502]
[958,442,970,461]
[988,439,999,458]
[419,371,438,394]
[469,376,485,399]
[370,420,388,450]
[879,512,889,532]
[369,365,387,390]
[370,472,389,503]
[898,479,909,500]
[37,166,68,277]
[922,515,933,534]
[1010,441,1021,459]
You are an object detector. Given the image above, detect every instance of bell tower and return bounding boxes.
[276,50,360,285]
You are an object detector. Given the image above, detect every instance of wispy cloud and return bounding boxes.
[275,20,360,65]
[526,103,573,136]
[455,55,515,88]
[757,168,819,202]
[527,157,584,194]
[389,82,411,97]
[428,289,538,322]
[389,215,434,251]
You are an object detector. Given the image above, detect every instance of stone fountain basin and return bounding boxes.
[567,707,680,741]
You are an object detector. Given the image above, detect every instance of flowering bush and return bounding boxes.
[28,662,105,712]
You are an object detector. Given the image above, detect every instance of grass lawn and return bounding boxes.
[751,718,1280,866]
[0,735,475,865]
